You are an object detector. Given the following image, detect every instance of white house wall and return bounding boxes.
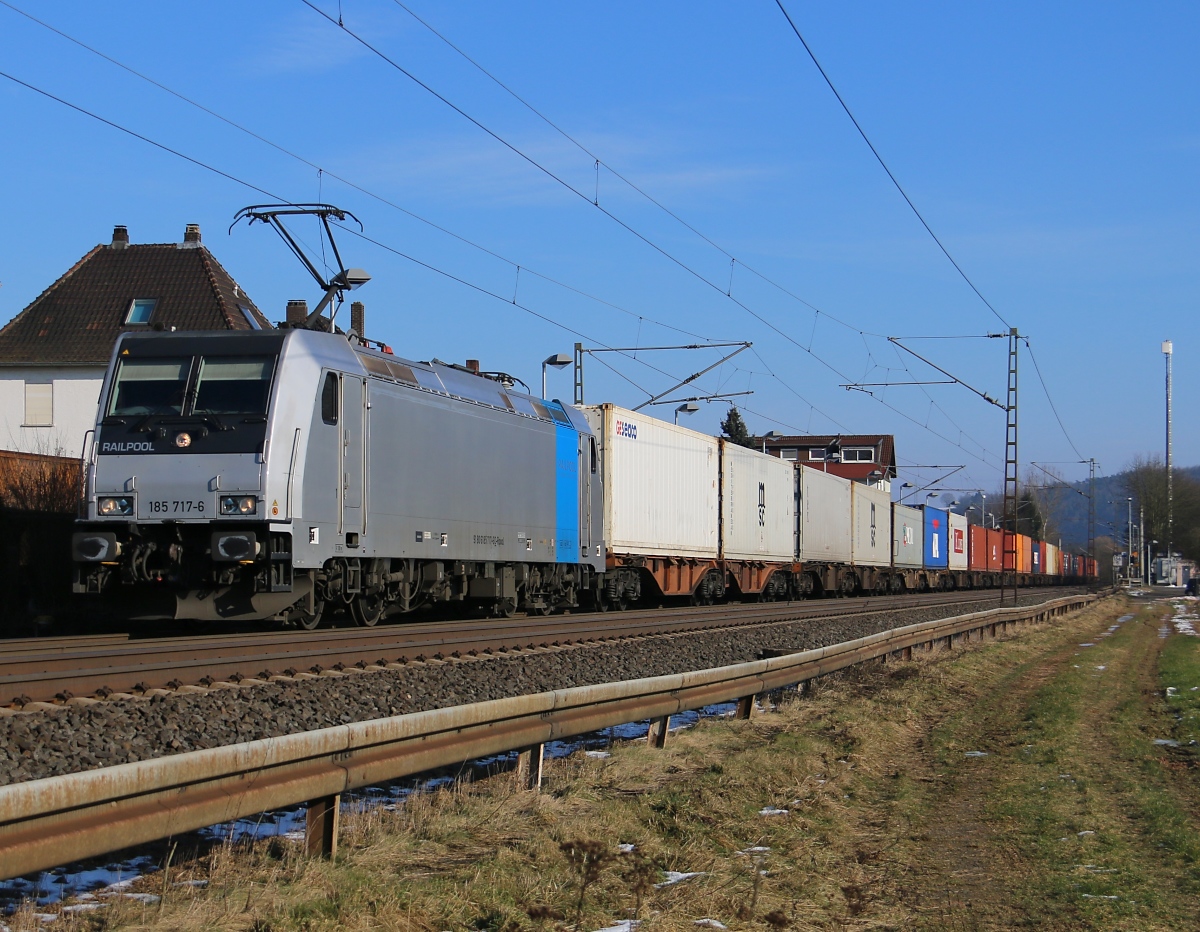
[0,368,104,457]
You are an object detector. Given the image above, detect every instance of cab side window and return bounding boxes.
[321,373,339,425]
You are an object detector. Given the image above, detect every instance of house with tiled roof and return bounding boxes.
[760,433,897,492]
[0,223,271,457]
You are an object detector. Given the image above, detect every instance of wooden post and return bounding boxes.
[305,794,340,858]
[734,695,754,720]
[646,716,669,748]
[515,744,545,791]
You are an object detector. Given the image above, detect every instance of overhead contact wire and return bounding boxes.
[772,0,1012,331]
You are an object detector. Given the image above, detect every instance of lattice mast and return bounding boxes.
[1002,328,1020,606]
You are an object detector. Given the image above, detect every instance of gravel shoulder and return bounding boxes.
[2,593,1070,786]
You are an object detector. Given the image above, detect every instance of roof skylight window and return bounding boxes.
[125,298,157,325]
[238,305,262,330]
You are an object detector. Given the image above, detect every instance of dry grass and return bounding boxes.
[17,596,1193,932]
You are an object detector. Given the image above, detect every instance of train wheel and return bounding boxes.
[351,591,385,627]
[494,598,517,618]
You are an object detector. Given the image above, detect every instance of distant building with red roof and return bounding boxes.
[760,434,897,492]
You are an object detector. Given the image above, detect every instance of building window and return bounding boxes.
[843,447,875,463]
[238,305,262,330]
[780,448,798,461]
[808,448,825,461]
[125,298,157,324]
[24,382,53,426]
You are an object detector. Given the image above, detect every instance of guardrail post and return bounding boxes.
[305,795,340,858]
[734,694,754,720]
[516,744,545,791]
[646,716,669,748]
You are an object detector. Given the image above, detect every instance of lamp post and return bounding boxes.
[541,353,572,399]
[900,482,915,503]
[675,401,700,426]
[760,430,783,453]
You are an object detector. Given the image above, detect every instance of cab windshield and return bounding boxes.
[193,357,273,416]
[107,358,189,417]
[107,355,275,419]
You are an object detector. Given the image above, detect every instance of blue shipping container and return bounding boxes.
[923,506,949,568]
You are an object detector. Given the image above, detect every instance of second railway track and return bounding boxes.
[1,588,1081,708]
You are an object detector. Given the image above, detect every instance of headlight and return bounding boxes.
[97,497,133,517]
[220,495,257,515]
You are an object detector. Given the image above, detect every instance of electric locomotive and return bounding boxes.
[72,326,605,627]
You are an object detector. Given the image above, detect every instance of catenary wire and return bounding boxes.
[1023,339,1086,461]
[2,49,1004,471]
[386,0,877,340]
[299,2,1009,469]
[772,0,1012,332]
[0,0,721,347]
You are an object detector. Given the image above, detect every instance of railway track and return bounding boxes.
[1,588,1083,709]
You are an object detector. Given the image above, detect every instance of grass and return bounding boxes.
[14,595,1200,931]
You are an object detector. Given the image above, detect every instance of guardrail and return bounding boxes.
[0,593,1095,880]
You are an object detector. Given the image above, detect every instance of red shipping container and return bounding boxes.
[986,527,1004,571]
[1036,541,1046,575]
[968,525,989,571]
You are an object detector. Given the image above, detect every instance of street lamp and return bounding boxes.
[541,353,572,399]
[675,402,700,426]
[760,430,783,453]
[900,482,915,502]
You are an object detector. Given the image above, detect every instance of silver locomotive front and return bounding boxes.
[73,330,303,621]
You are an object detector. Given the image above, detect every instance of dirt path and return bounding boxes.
[881,600,1200,930]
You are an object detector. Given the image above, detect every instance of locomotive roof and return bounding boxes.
[108,328,588,432]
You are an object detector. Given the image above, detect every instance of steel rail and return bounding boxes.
[0,588,1079,706]
[0,593,1094,879]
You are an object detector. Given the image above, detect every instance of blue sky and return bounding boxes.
[0,1,1195,496]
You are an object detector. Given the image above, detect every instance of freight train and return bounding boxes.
[71,327,1094,628]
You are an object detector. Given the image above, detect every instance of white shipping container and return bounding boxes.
[797,465,852,564]
[720,440,795,561]
[948,512,968,570]
[892,503,924,568]
[1046,542,1060,576]
[851,482,891,568]
[581,404,719,558]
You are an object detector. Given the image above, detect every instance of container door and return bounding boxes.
[340,375,365,538]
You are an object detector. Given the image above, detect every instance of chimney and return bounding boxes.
[351,301,365,338]
[183,223,201,244]
[111,225,129,249]
[466,359,480,375]
[285,299,308,327]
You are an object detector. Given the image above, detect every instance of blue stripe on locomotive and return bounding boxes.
[555,425,579,563]
[923,506,949,568]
